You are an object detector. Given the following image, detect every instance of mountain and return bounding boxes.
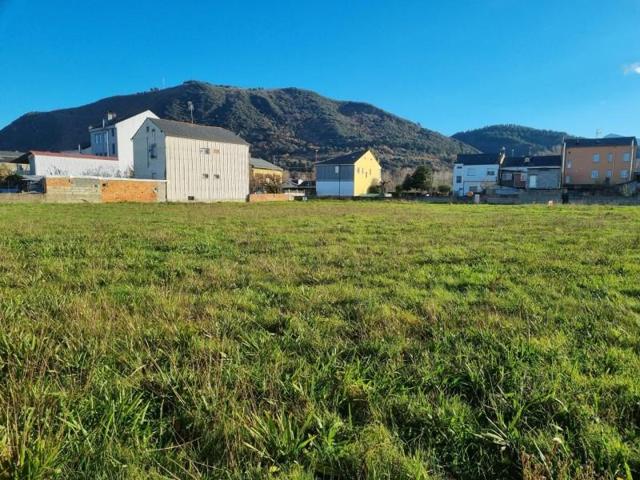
[452,124,569,156]
[0,81,476,171]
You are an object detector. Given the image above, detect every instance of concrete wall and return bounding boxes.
[0,177,168,203]
[133,119,167,180]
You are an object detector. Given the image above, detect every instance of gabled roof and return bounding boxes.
[147,118,249,146]
[316,149,371,165]
[455,153,503,165]
[250,157,283,171]
[12,151,118,163]
[90,110,157,130]
[501,155,562,168]
[564,137,636,148]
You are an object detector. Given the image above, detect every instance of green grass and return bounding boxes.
[0,201,638,479]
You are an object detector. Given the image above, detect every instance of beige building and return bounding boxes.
[132,118,250,202]
[563,137,637,187]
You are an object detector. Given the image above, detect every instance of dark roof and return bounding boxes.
[250,157,283,171]
[316,149,371,165]
[89,110,157,130]
[455,153,503,165]
[0,150,24,162]
[149,118,249,146]
[501,155,562,168]
[564,137,636,148]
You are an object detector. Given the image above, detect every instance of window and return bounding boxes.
[566,160,572,169]
[565,175,572,184]
[467,168,477,177]
[200,147,210,155]
[623,152,631,162]
[455,176,462,183]
[487,170,496,176]
[110,144,116,155]
[607,153,614,163]
[334,166,340,174]
[149,143,157,159]
[591,170,599,179]
[621,170,629,179]
[502,172,513,181]
[203,173,209,179]
[593,153,600,163]
[606,170,612,178]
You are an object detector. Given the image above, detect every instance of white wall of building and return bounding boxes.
[316,180,354,197]
[29,153,122,177]
[91,110,158,176]
[133,119,167,180]
[453,163,499,196]
[133,119,250,202]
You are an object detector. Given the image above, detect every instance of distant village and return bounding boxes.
[0,109,638,204]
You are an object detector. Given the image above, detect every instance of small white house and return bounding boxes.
[452,153,504,197]
[89,110,158,175]
[132,118,250,202]
[12,151,122,177]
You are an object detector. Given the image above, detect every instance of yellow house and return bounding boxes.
[250,157,284,182]
[315,149,382,197]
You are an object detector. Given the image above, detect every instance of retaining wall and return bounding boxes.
[248,193,292,202]
[0,177,167,203]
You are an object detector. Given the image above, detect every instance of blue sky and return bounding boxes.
[0,0,639,136]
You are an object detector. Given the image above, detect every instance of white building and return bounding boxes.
[89,110,158,175]
[452,153,504,197]
[132,118,250,202]
[12,151,122,177]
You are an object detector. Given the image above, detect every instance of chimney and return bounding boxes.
[106,111,116,122]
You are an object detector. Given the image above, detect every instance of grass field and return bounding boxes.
[0,201,639,479]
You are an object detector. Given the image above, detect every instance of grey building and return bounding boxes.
[499,155,562,190]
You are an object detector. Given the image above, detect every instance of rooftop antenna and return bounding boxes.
[187,101,194,124]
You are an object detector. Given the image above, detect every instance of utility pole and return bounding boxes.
[188,101,194,124]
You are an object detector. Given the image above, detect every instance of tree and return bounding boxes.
[401,165,433,192]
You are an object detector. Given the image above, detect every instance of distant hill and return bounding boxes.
[0,81,476,171]
[452,124,569,156]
